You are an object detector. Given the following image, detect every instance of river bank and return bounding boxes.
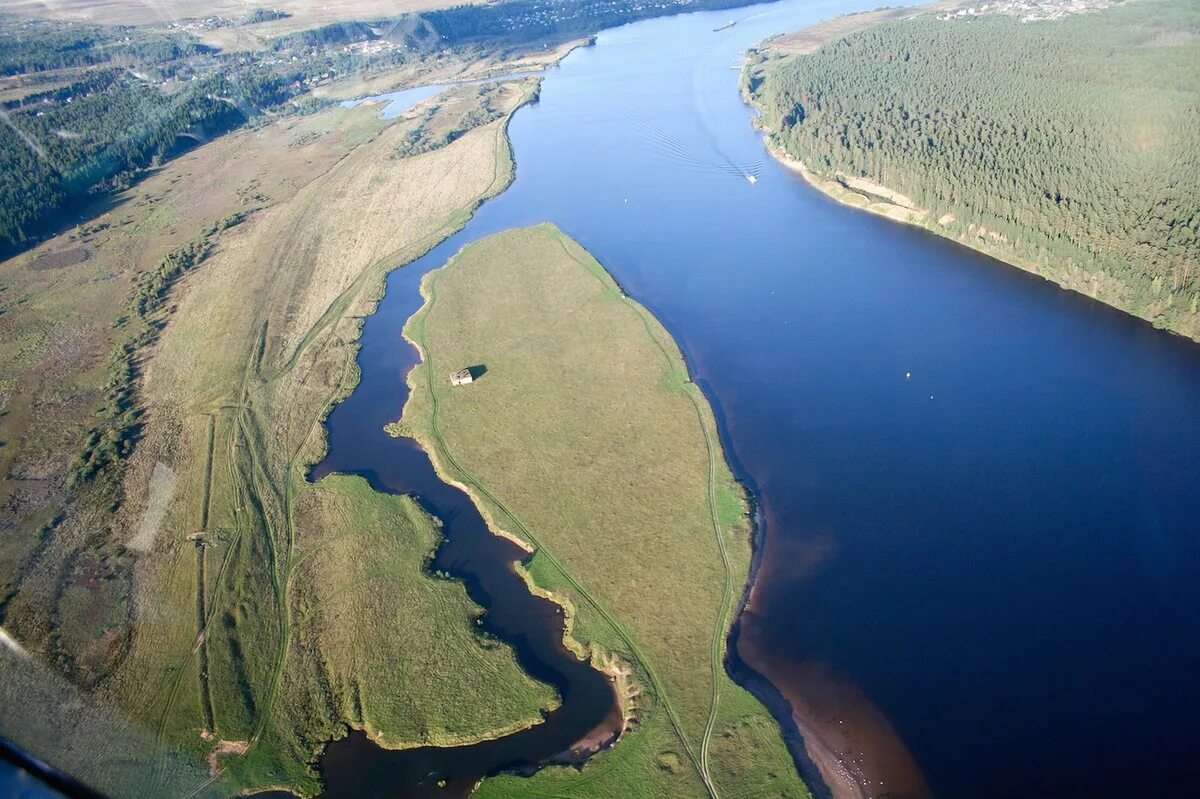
[753,134,1067,320]
[750,102,1200,341]
[764,136,1025,258]
[741,1,1200,341]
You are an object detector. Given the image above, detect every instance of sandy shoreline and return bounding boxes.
[736,608,934,799]
[791,714,870,799]
[726,470,929,799]
[746,72,1199,343]
[764,139,931,229]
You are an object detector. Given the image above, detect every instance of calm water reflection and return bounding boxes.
[319,1,1200,795]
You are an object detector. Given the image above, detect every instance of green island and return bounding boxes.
[744,0,1200,340]
[390,224,807,799]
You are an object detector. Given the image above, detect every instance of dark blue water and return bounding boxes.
[318,1,1200,796]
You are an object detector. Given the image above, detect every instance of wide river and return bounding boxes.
[316,1,1200,797]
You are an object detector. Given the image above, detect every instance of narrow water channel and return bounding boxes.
[314,1,1200,797]
[311,432,621,798]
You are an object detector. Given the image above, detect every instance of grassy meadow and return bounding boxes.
[0,78,559,797]
[2,99,398,689]
[395,224,809,799]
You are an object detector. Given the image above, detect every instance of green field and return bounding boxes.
[394,224,809,799]
[0,79,560,798]
[746,0,1200,340]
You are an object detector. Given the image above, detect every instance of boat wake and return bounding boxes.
[628,106,763,182]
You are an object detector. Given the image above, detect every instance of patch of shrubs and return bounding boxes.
[68,214,244,489]
[391,85,505,159]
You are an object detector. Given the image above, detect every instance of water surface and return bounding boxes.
[319,2,1200,796]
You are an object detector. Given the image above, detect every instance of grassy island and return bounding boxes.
[745,0,1200,340]
[393,224,808,799]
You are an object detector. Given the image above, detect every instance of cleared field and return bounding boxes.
[0,0,468,27]
[1,100,396,683]
[396,224,809,799]
[1,78,558,798]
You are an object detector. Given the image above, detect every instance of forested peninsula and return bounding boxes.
[745,0,1200,340]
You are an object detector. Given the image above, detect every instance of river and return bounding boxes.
[314,1,1200,797]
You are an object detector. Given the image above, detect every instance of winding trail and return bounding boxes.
[145,95,535,795]
[570,236,739,798]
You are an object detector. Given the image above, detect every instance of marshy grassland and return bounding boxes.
[0,77,560,797]
[394,224,808,799]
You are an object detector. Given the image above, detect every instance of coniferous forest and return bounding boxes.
[750,0,1200,338]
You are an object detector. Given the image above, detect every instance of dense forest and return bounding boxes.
[751,0,1200,337]
[0,21,211,74]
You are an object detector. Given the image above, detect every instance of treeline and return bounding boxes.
[1,14,425,254]
[241,8,291,25]
[421,0,767,45]
[1,0,775,258]
[754,0,1200,336]
[1,69,290,252]
[0,21,211,75]
[270,20,378,51]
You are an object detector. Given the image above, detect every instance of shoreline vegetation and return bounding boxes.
[130,76,553,795]
[743,0,1200,342]
[392,224,809,799]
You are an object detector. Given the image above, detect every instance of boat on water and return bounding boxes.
[714,19,736,32]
